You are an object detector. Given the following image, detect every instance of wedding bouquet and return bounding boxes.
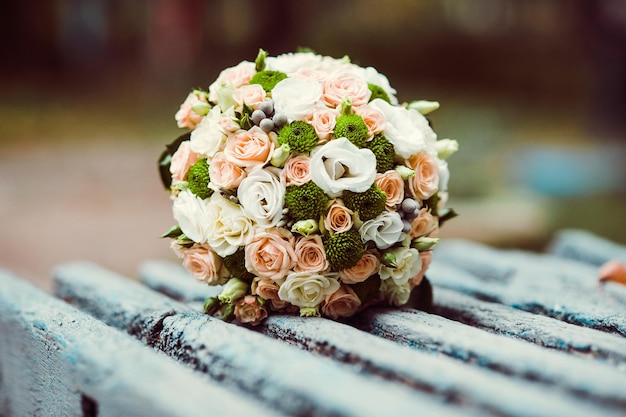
[159,49,458,325]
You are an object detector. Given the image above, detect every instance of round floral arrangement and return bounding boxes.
[159,49,458,325]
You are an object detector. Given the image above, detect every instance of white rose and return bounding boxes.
[238,167,286,228]
[351,66,398,105]
[190,106,228,159]
[309,138,377,198]
[359,211,404,249]
[380,279,412,307]
[379,247,422,286]
[205,192,253,257]
[271,78,323,122]
[438,159,450,192]
[266,52,323,75]
[368,99,437,159]
[172,190,212,243]
[278,271,340,308]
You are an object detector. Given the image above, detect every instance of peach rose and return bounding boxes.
[409,208,438,239]
[175,91,209,130]
[208,61,255,102]
[232,84,267,110]
[224,126,275,168]
[280,155,311,186]
[170,141,200,183]
[324,199,354,234]
[234,295,268,326]
[355,104,386,137]
[294,235,329,273]
[409,251,433,288]
[339,250,381,284]
[305,106,338,141]
[322,284,362,319]
[209,152,247,189]
[245,228,297,280]
[322,72,371,108]
[181,244,226,285]
[374,171,404,210]
[251,277,282,302]
[406,151,439,200]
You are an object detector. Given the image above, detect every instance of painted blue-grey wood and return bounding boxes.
[431,239,626,336]
[54,261,486,417]
[431,287,626,367]
[139,259,626,414]
[0,268,281,417]
[548,229,626,266]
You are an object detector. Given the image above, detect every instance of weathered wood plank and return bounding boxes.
[55,261,486,417]
[431,240,626,336]
[431,287,626,367]
[139,259,626,415]
[0,268,281,417]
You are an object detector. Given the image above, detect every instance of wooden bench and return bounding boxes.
[1,228,625,416]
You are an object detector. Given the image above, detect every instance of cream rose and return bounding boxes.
[374,171,404,209]
[409,251,433,288]
[324,199,354,234]
[359,211,404,249]
[271,78,323,122]
[172,190,212,243]
[278,271,341,308]
[379,247,422,286]
[339,250,380,284]
[170,141,200,183]
[237,166,285,228]
[409,208,438,239]
[205,192,253,257]
[355,104,386,137]
[232,84,266,110]
[251,277,284,302]
[380,279,411,307]
[305,105,338,141]
[309,138,377,198]
[322,72,371,108]
[181,244,226,285]
[266,52,323,74]
[245,228,297,280]
[407,151,439,200]
[234,295,268,326]
[368,99,436,159]
[322,284,362,319]
[294,235,329,273]
[208,152,246,190]
[224,126,275,168]
[280,155,311,186]
[189,106,228,159]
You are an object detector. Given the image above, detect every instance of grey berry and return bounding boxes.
[259,100,274,116]
[260,118,275,133]
[401,198,419,214]
[273,112,288,127]
[251,110,266,125]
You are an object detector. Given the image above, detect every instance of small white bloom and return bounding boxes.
[238,167,286,228]
[190,106,228,159]
[266,52,324,75]
[172,190,212,243]
[205,193,253,257]
[278,271,340,308]
[435,139,459,160]
[309,138,377,198]
[271,78,323,122]
[359,211,404,249]
[369,99,437,159]
[380,279,412,306]
[407,100,440,115]
[379,247,422,286]
[438,159,450,192]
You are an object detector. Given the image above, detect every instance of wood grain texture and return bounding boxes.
[55,261,483,417]
[0,268,281,417]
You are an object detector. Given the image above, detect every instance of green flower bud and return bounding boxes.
[407,100,440,115]
[220,303,235,322]
[394,165,415,180]
[255,48,268,72]
[187,159,213,200]
[278,121,319,154]
[218,278,249,304]
[270,143,291,167]
[284,181,329,221]
[203,297,220,315]
[381,251,398,268]
[300,306,320,317]
[291,219,319,236]
[250,70,288,92]
[413,237,440,251]
[340,97,352,115]
[333,114,369,148]
[435,139,459,160]
[191,102,210,116]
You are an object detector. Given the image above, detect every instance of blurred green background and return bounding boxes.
[1,0,625,287]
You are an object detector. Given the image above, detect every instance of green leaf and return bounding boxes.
[161,225,182,239]
[423,193,440,217]
[438,208,458,227]
[158,132,191,190]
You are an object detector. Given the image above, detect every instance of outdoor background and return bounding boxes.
[1,0,625,289]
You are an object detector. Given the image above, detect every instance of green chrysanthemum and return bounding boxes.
[278,121,319,153]
[324,229,365,271]
[223,247,255,281]
[333,114,369,148]
[250,70,288,92]
[187,159,213,199]
[366,134,395,173]
[343,184,387,221]
[368,83,391,103]
[284,181,329,221]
